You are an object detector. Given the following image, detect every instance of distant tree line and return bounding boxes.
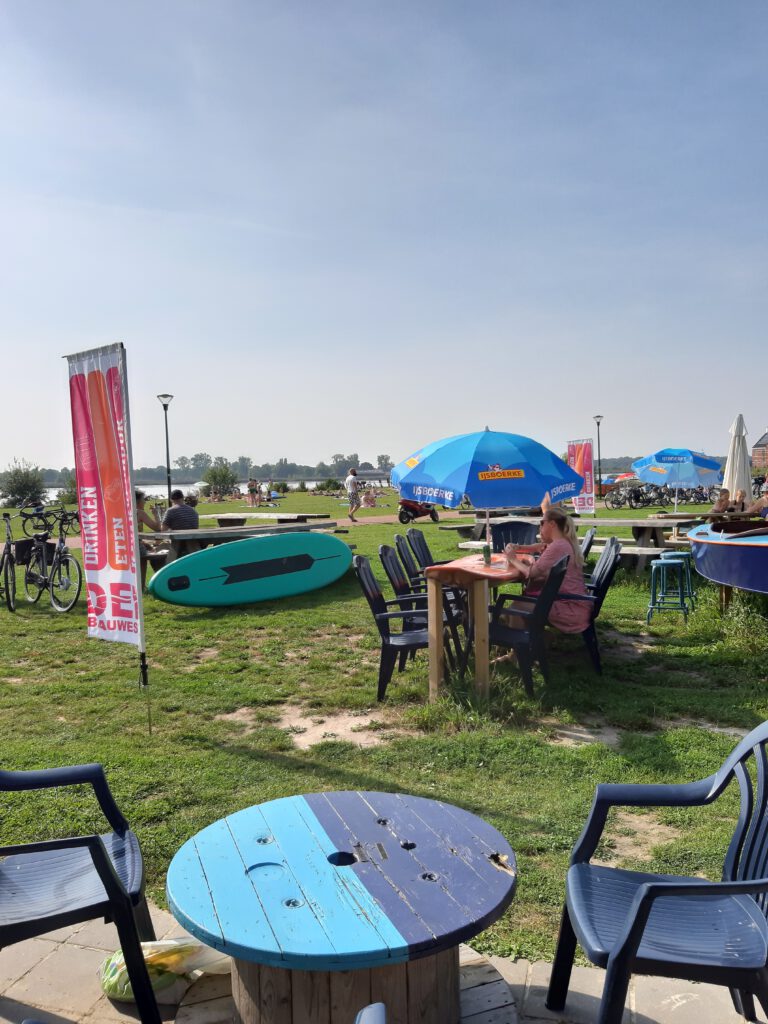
[0,453,396,505]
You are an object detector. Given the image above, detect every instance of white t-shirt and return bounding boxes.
[345,474,359,495]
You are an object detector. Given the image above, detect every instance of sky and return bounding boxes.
[1,1,766,472]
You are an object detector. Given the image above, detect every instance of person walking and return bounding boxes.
[345,467,361,522]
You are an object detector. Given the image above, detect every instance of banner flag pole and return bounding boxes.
[64,342,152,734]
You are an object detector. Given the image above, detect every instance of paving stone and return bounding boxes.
[0,998,74,1024]
[486,957,530,995]
[175,994,236,1024]
[81,993,176,1022]
[150,906,184,940]
[68,917,121,952]
[5,942,105,1017]
[522,962,630,1024]
[182,974,233,1005]
[0,939,56,988]
[632,973,749,1024]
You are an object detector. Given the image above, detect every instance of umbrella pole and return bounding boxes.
[674,487,679,512]
[486,509,491,546]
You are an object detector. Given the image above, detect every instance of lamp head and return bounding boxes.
[593,414,603,425]
[157,393,174,408]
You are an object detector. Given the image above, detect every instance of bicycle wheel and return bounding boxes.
[24,548,46,603]
[49,554,82,612]
[3,551,16,612]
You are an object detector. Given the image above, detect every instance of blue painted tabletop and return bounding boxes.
[167,791,517,971]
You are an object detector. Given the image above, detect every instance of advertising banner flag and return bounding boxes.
[66,344,145,650]
[567,438,595,514]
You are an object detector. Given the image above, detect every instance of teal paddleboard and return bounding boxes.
[148,533,352,607]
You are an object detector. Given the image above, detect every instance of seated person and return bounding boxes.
[503,507,592,634]
[361,486,377,508]
[135,489,163,589]
[729,488,748,513]
[184,492,199,508]
[162,489,201,556]
[709,488,731,514]
[746,488,768,518]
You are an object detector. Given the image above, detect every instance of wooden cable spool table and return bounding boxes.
[167,791,517,1024]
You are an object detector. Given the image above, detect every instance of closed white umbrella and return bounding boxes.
[722,414,752,499]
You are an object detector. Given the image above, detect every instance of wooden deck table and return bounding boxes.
[167,791,517,1024]
[425,554,524,702]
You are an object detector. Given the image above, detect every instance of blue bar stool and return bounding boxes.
[647,558,690,623]
[660,549,696,608]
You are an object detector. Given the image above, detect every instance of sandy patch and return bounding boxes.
[595,809,681,866]
[540,716,622,749]
[276,706,411,749]
[215,707,259,734]
[602,629,661,660]
[181,647,220,672]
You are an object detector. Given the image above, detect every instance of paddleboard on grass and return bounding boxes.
[148,533,352,607]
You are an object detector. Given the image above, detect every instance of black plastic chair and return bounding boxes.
[394,533,424,587]
[547,720,768,1024]
[553,540,622,673]
[406,528,449,572]
[379,545,464,669]
[579,526,597,559]
[486,555,569,697]
[584,535,619,589]
[354,555,429,700]
[0,764,161,1024]
[490,520,539,552]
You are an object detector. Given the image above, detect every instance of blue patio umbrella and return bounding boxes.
[391,429,584,512]
[631,448,722,510]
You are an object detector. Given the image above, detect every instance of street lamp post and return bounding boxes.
[157,394,174,505]
[593,415,603,501]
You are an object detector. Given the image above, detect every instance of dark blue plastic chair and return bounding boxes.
[394,532,425,587]
[579,526,597,559]
[379,545,463,670]
[550,539,622,674]
[484,556,569,697]
[547,720,768,1024]
[355,1004,387,1024]
[490,520,539,552]
[405,528,450,572]
[0,764,161,1024]
[354,555,429,700]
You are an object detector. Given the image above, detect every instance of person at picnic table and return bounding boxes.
[710,488,731,514]
[730,488,748,512]
[135,489,162,589]
[503,507,592,634]
[345,467,361,521]
[162,489,200,530]
[746,487,768,518]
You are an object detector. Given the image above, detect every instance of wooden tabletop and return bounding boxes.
[426,553,525,586]
[200,512,330,521]
[167,791,517,971]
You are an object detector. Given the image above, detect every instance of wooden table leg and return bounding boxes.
[427,575,444,703]
[470,579,490,702]
[231,948,460,1024]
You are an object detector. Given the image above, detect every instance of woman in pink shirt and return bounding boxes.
[504,507,592,634]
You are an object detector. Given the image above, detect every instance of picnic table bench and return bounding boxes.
[144,521,337,561]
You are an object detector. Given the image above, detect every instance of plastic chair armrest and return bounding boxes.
[571,777,716,864]
[553,592,596,604]
[375,610,427,623]
[0,765,129,836]
[610,875,768,966]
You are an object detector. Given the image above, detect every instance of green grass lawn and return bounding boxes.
[2,495,767,962]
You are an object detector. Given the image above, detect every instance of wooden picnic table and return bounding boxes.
[167,791,517,1024]
[426,554,525,702]
[143,522,337,561]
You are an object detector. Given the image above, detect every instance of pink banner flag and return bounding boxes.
[567,439,595,515]
[66,344,145,649]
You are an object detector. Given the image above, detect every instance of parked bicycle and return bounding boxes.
[20,508,82,611]
[0,513,17,612]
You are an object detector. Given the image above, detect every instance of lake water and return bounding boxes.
[43,480,327,502]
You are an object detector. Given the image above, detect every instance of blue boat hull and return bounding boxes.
[688,524,768,594]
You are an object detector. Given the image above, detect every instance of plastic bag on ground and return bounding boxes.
[99,938,231,1005]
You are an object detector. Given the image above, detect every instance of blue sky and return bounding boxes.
[1,1,766,471]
